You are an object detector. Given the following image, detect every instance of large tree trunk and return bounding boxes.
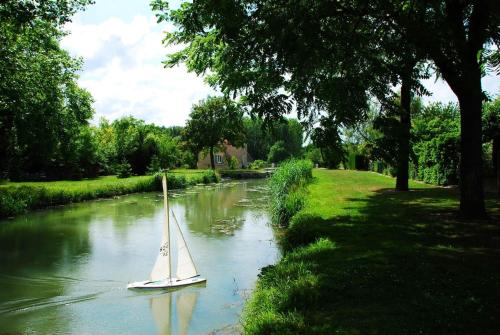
[209,146,215,169]
[396,71,412,191]
[435,52,486,218]
[456,80,486,218]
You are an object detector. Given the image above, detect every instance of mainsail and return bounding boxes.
[150,175,171,282]
[172,211,198,280]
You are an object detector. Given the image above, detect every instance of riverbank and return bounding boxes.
[219,169,269,179]
[243,169,500,334]
[0,170,218,218]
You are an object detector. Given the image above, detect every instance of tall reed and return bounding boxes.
[268,159,313,226]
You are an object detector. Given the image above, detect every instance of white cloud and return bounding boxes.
[62,14,499,127]
[61,15,215,127]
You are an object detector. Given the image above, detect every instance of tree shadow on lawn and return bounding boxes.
[277,188,500,334]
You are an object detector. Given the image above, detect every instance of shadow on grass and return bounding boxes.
[254,188,500,334]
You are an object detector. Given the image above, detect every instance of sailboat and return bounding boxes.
[128,174,206,289]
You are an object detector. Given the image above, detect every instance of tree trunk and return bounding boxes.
[456,84,486,218]
[436,52,486,218]
[396,69,412,191]
[494,136,500,194]
[209,146,215,169]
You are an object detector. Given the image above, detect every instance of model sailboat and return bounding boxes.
[128,174,206,289]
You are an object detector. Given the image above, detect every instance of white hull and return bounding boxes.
[128,276,206,289]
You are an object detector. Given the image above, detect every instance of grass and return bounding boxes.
[268,159,313,226]
[243,169,500,334]
[219,169,268,179]
[0,170,219,218]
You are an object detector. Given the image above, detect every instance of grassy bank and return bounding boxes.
[0,170,218,218]
[244,169,500,334]
[219,169,269,179]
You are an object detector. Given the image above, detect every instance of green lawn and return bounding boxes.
[244,169,500,334]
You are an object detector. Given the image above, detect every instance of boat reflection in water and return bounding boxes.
[150,286,203,335]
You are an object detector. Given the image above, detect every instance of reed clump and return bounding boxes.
[268,159,313,226]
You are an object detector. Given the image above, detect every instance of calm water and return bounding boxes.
[0,180,279,335]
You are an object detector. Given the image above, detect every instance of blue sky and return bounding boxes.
[62,0,499,127]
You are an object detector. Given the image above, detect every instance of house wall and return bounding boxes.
[197,144,250,169]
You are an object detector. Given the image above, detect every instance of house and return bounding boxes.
[197,142,251,169]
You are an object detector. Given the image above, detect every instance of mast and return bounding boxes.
[163,174,172,283]
[150,173,172,282]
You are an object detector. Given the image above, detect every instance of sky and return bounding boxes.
[61,0,499,127]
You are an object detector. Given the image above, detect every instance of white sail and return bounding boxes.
[150,175,171,282]
[172,211,198,280]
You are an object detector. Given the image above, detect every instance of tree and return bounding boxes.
[154,0,498,218]
[183,96,244,169]
[153,0,423,192]
[311,118,345,169]
[376,0,498,217]
[267,141,289,163]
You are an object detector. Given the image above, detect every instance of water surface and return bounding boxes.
[0,180,279,334]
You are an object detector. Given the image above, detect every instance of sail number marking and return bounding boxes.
[160,242,169,256]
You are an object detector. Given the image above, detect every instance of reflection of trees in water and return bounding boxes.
[171,181,270,237]
[174,183,248,236]
[0,192,160,330]
[150,290,199,335]
[0,193,160,274]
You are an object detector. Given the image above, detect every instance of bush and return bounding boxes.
[267,140,290,163]
[116,160,133,178]
[268,159,313,226]
[228,156,239,170]
[249,159,266,170]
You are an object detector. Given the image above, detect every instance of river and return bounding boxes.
[0,179,279,334]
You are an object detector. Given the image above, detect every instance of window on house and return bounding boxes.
[215,154,224,164]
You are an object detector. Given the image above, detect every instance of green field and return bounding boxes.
[244,169,500,334]
[0,170,218,218]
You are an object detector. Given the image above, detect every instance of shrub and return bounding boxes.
[228,156,239,170]
[249,159,266,170]
[200,169,219,183]
[268,159,313,226]
[116,160,133,178]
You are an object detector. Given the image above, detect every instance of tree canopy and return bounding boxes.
[153,0,499,217]
[183,96,244,169]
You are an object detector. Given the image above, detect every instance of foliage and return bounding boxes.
[116,160,133,179]
[268,159,313,226]
[303,145,322,167]
[411,103,461,185]
[267,141,289,163]
[311,118,345,169]
[183,96,244,169]
[154,0,499,217]
[245,117,304,162]
[243,169,500,334]
[93,116,189,176]
[228,156,239,170]
[249,160,266,170]
[0,17,96,180]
